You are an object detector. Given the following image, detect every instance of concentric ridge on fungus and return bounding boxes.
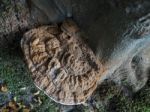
[21,20,103,105]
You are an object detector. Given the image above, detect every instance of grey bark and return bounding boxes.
[1,0,150,52]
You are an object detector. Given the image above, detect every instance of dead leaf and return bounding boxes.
[8,101,18,111]
[33,91,40,96]
[23,108,30,112]
[1,85,8,92]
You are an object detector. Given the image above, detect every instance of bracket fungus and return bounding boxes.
[21,20,103,105]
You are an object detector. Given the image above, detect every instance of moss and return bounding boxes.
[0,0,11,17]
[106,81,150,112]
[0,47,57,111]
[0,47,150,112]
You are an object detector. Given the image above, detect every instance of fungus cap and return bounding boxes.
[21,20,103,105]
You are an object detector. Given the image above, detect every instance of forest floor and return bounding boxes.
[0,0,150,111]
[0,46,150,112]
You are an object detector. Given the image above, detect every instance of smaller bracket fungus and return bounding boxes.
[21,20,103,105]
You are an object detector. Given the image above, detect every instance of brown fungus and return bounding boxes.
[21,20,103,105]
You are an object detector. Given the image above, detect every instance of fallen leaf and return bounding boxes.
[1,85,8,92]
[33,91,40,96]
[8,101,18,111]
[29,103,34,109]
[23,108,30,112]
[14,96,17,101]
[37,97,42,105]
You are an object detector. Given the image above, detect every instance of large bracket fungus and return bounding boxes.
[21,20,103,105]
